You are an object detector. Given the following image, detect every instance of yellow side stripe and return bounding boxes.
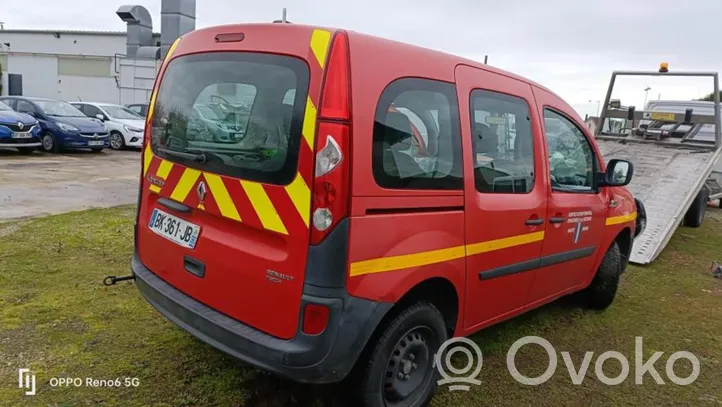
[205,173,242,222]
[149,185,161,193]
[350,245,466,277]
[349,231,545,277]
[302,97,317,150]
[240,181,288,235]
[170,168,201,202]
[310,29,332,68]
[285,173,311,227]
[466,231,545,256]
[606,212,637,226]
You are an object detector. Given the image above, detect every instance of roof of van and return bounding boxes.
[187,23,560,100]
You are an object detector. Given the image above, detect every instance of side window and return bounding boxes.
[372,78,463,190]
[129,105,141,114]
[84,105,103,118]
[543,109,595,192]
[470,89,534,193]
[4,99,17,109]
[71,104,86,115]
[16,101,36,114]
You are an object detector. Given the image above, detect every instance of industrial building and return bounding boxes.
[0,0,196,106]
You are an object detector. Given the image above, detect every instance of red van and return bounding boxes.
[131,22,643,406]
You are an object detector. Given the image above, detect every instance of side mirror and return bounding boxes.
[95,114,106,121]
[602,159,633,187]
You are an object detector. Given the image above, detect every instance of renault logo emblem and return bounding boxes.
[17,122,24,130]
[196,181,207,202]
[93,133,99,139]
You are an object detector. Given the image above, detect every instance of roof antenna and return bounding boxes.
[273,8,290,23]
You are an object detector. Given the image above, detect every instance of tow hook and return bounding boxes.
[103,274,136,286]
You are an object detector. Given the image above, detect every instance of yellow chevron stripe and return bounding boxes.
[170,168,201,202]
[303,97,317,150]
[204,173,241,221]
[606,211,637,226]
[156,160,174,179]
[142,144,153,175]
[310,29,332,68]
[240,181,288,235]
[285,173,311,227]
[350,231,546,277]
[466,231,545,256]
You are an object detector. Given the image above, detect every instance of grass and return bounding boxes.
[1,206,721,406]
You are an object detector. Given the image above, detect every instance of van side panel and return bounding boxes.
[342,33,465,313]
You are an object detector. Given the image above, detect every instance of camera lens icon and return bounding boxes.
[434,337,483,391]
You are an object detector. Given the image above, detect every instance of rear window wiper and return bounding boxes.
[158,147,206,163]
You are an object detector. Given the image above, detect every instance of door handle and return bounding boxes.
[525,217,544,226]
[158,197,190,213]
[549,216,565,224]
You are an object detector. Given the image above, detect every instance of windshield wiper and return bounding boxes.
[158,147,206,163]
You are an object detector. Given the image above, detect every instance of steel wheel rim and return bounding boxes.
[383,326,435,404]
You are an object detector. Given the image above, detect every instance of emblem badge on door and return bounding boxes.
[196,181,207,202]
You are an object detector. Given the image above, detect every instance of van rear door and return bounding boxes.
[136,25,333,339]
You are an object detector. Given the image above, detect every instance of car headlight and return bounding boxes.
[58,122,79,132]
[124,125,144,133]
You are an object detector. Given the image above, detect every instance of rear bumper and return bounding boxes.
[132,252,392,383]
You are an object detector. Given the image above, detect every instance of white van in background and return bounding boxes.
[71,102,146,150]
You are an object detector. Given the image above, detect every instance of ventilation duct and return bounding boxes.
[116,5,155,58]
[161,0,196,59]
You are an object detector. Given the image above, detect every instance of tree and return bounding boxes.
[697,91,722,101]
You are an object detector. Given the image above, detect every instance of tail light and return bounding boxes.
[302,303,330,335]
[310,31,351,245]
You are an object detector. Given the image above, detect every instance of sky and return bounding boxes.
[3,0,721,119]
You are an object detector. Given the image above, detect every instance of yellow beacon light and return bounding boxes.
[659,62,669,73]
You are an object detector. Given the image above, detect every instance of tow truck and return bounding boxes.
[594,63,722,264]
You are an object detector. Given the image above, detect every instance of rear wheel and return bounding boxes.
[579,241,622,310]
[109,131,126,150]
[349,302,447,407]
[41,132,61,153]
[17,147,35,155]
[683,187,708,228]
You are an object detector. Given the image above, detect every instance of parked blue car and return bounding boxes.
[0,100,42,154]
[0,96,109,153]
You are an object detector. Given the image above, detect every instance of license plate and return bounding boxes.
[650,112,676,121]
[12,132,31,139]
[88,140,105,146]
[148,209,201,249]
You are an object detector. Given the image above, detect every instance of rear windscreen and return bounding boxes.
[150,52,310,185]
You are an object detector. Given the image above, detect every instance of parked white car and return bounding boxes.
[70,102,145,150]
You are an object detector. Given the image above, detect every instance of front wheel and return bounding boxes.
[578,241,622,310]
[350,302,447,407]
[109,131,126,150]
[41,132,61,153]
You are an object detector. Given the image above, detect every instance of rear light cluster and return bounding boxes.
[310,32,352,245]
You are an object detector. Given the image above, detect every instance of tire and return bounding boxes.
[109,131,126,150]
[40,132,61,153]
[17,147,35,155]
[349,302,448,407]
[579,241,622,310]
[683,187,708,228]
